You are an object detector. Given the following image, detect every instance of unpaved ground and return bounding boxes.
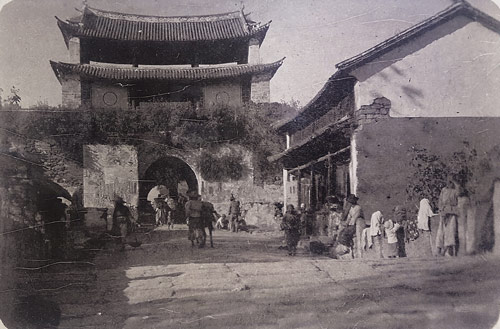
[10,227,500,329]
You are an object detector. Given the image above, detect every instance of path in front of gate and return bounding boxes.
[54,227,500,329]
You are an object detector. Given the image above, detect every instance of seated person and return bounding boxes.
[216,214,229,230]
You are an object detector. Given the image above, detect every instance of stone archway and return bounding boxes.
[139,156,199,223]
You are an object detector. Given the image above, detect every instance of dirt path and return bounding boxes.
[12,228,500,329]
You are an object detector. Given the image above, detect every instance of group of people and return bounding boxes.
[106,191,248,250]
[152,194,177,229]
[278,175,466,258]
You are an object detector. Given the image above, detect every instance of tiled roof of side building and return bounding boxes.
[50,59,285,83]
[335,1,500,72]
[273,1,500,134]
[56,6,271,45]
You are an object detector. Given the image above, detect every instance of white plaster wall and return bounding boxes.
[352,16,500,117]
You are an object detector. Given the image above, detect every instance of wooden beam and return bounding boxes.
[288,146,351,174]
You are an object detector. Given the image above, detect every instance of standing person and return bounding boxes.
[393,205,407,257]
[384,219,400,258]
[456,187,470,256]
[436,177,459,256]
[153,195,167,227]
[185,190,205,247]
[228,194,241,233]
[345,194,365,258]
[281,205,301,256]
[327,201,343,239]
[299,204,313,237]
[112,196,132,251]
[176,193,187,225]
[417,198,435,231]
[164,196,176,230]
[417,198,436,256]
[318,204,330,236]
[370,211,385,258]
[201,200,219,248]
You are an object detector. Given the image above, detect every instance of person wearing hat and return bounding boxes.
[345,194,365,258]
[112,196,132,251]
[228,194,241,233]
[185,190,205,247]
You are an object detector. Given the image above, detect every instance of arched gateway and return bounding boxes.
[139,156,199,223]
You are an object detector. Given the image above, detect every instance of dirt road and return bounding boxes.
[11,227,500,329]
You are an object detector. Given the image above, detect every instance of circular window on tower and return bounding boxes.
[103,91,118,106]
[215,91,230,106]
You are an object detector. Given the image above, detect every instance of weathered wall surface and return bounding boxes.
[354,116,500,252]
[91,82,129,109]
[251,73,271,103]
[200,144,282,229]
[83,144,139,208]
[61,74,81,108]
[352,17,500,117]
[203,81,243,108]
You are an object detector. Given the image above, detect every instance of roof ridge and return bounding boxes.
[84,5,245,23]
[336,1,500,71]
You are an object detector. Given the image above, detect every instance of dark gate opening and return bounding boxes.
[139,157,198,224]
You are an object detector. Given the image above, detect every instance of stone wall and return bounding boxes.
[251,73,271,103]
[199,144,283,229]
[355,97,391,125]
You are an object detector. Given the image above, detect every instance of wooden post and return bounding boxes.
[297,170,302,208]
[327,153,332,196]
[310,165,315,210]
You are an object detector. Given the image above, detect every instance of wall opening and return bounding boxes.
[139,156,198,224]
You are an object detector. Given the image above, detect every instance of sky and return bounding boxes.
[1,0,500,107]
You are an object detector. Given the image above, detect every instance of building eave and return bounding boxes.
[268,114,353,164]
[49,59,285,83]
[273,73,355,134]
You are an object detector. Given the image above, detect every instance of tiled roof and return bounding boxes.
[274,1,500,133]
[56,6,270,45]
[336,1,500,71]
[50,59,284,82]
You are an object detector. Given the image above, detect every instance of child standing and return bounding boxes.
[384,219,400,258]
